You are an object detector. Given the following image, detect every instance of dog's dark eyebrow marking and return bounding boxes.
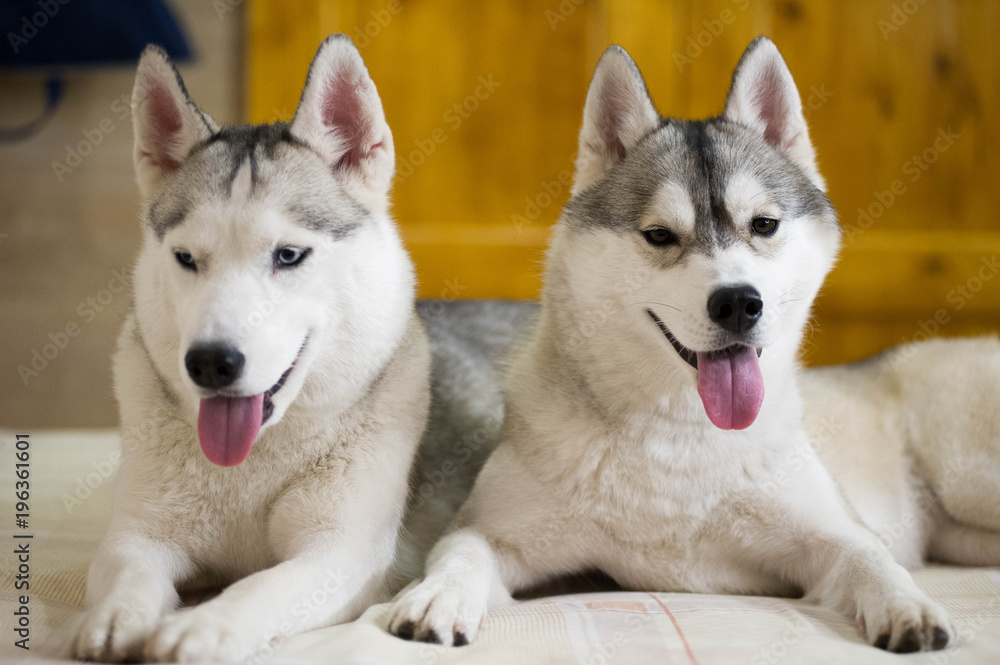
[149,197,190,241]
[202,122,310,196]
[149,123,310,239]
[249,148,260,187]
[287,203,363,240]
[220,142,261,197]
[683,120,739,249]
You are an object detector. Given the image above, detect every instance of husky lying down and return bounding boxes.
[388,38,1000,652]
[70,36,436,662]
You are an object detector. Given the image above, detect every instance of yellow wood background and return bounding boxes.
[246,0,1000,366]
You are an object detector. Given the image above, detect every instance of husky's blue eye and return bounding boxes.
[751,217,779,236]
[275,246,310,269]
[174,251,196,271]
[642,228,678,247]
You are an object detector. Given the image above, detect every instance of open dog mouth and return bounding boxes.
[197,337,308,467]
[646,309,764,431]
[262,358,297,425]
[647,310,700,369]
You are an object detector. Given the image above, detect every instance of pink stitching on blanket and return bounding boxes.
[646,593,701,665]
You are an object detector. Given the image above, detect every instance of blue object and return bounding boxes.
[0,1,191,141]
[1,0,191,67]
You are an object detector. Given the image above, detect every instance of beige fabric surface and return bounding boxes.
[1,430,998,664]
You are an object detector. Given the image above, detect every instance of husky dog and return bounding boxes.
[69,36,433,662]
[389,38,1000,652]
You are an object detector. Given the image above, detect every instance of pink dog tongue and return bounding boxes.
[696,347,764,430]
[197,394,264,466]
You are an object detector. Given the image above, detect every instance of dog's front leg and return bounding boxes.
[804,533,951,651]
[747,475,953,653]
[143,531,386,663]
[70,533,191,661]
[387,446,579,646]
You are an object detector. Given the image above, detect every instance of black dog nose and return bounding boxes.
[707,285,763,334]
[184,344,245,389]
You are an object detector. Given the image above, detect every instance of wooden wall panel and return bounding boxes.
[248,0,1000,365]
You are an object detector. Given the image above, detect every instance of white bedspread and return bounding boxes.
[2,430,998,664]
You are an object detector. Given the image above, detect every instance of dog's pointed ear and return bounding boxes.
[290,35,394,206]
[132,45,217,199]
[573,45,659,196]
[724,37,824,191]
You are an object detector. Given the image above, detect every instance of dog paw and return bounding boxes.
[145,606,257,663]
[387,578,485,647]
[861,593,952,653]
[70,597,160,662]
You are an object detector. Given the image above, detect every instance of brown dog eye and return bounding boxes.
[174,250,196,271]
[642,228,678,246]
[751,218,779,236]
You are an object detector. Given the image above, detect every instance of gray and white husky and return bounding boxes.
[388,38,1000,652]
[68,36,435,662]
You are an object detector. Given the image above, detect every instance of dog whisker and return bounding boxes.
[629,301,684,313]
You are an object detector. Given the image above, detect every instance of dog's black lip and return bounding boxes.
[647,309,699,369]
[645,309,762,370]
[261,336,308,425]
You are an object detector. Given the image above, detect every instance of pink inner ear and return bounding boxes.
[596,85,629,161]
[321,70,374,171]
[141,81,184,172]
[752,67,792,149]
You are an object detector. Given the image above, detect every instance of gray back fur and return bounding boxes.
[393,300,537,580]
